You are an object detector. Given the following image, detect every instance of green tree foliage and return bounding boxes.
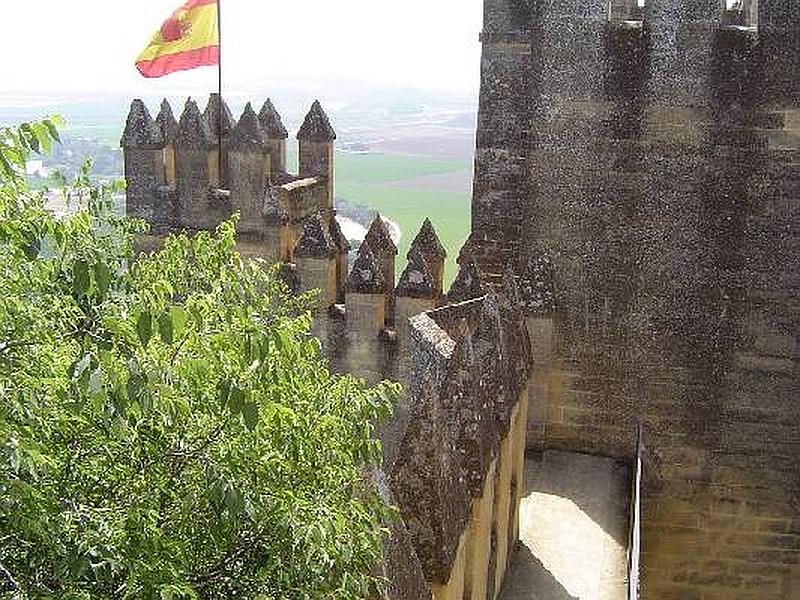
[0,120,397,599]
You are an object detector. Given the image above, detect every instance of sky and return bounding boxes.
[1,0,484,101]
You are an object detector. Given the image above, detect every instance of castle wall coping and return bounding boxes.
[280,176,321,192]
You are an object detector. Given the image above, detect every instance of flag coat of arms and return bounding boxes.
[136,0,219,78]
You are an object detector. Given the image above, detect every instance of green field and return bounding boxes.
[334,152,467,184]
[336,182,470,287]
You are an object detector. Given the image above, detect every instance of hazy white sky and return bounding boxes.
[1,0,484,99]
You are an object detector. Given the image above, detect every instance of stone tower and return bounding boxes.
[468,0,800,597]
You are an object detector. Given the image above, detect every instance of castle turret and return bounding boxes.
[258,98,288,174]
[156,99,178,187]
[121,99,166,224]
[262,187,292,263]
[297,100,336,213]
[408,218,447,299]
[346,242,388,339]
[364,216,398,273]
[294,213,338,308]
[229,102,269,236]
[345,242,389,383]
[175,98,229,230]
[363,214,398,324]
[395,249,437,341]
[447,257,485,304]
[204,93,236,188]
[328,215,351,304]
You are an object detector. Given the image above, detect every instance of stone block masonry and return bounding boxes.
[467,0,800,597]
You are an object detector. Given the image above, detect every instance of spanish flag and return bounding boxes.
[136,0,219,78]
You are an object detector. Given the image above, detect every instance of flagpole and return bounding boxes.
[216,0,223,188]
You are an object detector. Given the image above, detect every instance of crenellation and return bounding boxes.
[121,99,167,225]
[447,258,485,304]
[328,214,351,304]
[407,218,447,298]
[297,100,336,212]
[156,99,178,187]
[294,213,338,308]
[259,98,289,174]
[229,103,270,237]
[174,98,227,230]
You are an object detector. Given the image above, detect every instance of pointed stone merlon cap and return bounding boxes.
[347,242,387,294]
[263,186,289,226]
[230,102,267,150]
[447,257,485,304]
[294,213,337,259]
[121,99,164,148]
[396,249,436,299]
[519,251,556,314]
[409,218,446,262]
[364,214,398,257]
[258,98,289,140]
[156,99,178,144]
[175,98,214,149]
[329,215,351,253]
[297,100,337,142]
[204,93,236,140]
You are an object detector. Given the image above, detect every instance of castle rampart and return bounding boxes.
[122,93,542,597]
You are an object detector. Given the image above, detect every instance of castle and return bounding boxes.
[122,0,800,597]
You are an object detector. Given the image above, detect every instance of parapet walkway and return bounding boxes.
[500,451,630,600]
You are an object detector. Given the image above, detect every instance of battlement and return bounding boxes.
[120,95,550,597]
[122,94,333,240]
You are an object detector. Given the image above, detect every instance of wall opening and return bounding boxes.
[609,0,645,23]
[722,0,758,29]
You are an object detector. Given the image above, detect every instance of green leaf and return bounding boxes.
[126,373,149,412]
[242,401,259,431]
[224,486,243,515]
[44,118,62,144]
[158,311,173,345]
[229,385,244,414]
[218,378,233,409]
[72,259,90,297]
[94,261,112,299]
[169,306,188,341]
[136,311,152,347]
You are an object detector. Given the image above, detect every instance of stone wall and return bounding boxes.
[388,288,532,599]
[470,0,800,597]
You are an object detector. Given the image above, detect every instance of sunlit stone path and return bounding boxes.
[500,451,631,600]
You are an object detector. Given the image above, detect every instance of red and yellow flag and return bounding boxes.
[136,0,219,78]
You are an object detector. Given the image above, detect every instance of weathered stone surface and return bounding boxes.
[262,186,288,226]
[297,99,337,142]
[258,98,289,139]
[204,93,235,140]
[121,99,163,148]
[294,213,336,259]
[390,313,469,585]
[396,250,436,299]
[447,258,485,304]
[364,214,398,257]
[408,218,446,262]
[347,242,387,294]
[470,0,800,596]
[518,251,556,315]
[230,102,267,150]
[329,215,351,253]
[370,468,433,600]
[175,98,213,149]
[156,99,178,144]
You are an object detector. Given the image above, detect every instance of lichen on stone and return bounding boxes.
[347,242,387,294]
[297,100,337,142]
